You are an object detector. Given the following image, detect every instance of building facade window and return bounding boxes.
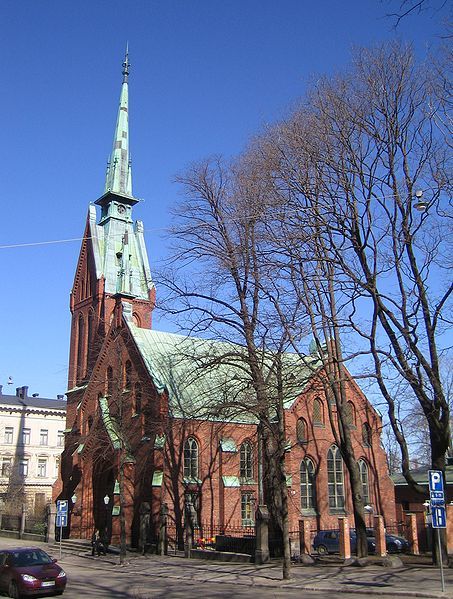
[296,417,308,444]
[300,458,316,511]
[22,428,31,445]
[183,437,199,480]
[362,423,372,447]
[1,458,12,477]
[4,427,13,444]
[55,457,60,477]
[37,459,47,478]
[124,360,132,390]
[358,459,370,505]
[76,313,85,382]
[240,442,253,480]
[345,401,356,427]
[19,459,29,477]
[107,366,114,396]
[57,431,64,447]
[327,445,345,511]
[40,429,48,446]
[134,383,142,414]
[313,398,324,425]
[241,493,255,526]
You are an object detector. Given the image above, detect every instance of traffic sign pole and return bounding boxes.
[437,529,445,593]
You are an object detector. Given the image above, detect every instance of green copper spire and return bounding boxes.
[105,46,132,196]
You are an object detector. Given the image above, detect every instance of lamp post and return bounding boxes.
[103,494,110,544]
[413,189,428,212]
[364,504,373,528]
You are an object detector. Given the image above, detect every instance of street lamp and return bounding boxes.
[71,494,77,505]
[413,190,428,212]
[364,504,374,528]
[103,495,110,545]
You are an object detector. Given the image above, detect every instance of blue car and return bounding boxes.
[313,530,376,555]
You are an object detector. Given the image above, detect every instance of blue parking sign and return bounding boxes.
[56,514,68,527]
[57,500,68,515]
[432,504,446,529]
[428,470,444,493]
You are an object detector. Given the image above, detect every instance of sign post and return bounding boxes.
[428,470,446,593]
[56,500,68,560]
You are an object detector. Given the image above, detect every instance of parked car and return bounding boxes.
[0,547,67,598]
[313,530,376,555]
[365,528,410,553]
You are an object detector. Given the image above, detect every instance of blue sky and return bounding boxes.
[0,0,447,399]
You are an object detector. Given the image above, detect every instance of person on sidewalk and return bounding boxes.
[91,529,105,556]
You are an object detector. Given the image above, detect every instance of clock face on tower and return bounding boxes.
[117,204,126,215]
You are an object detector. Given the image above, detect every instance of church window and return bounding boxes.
[124,360,132,391]
[240,442,253,480]
[80,278,85,300]
[300,458,316,510]
[241,493,254,527]
[358,459,370,505]
[327,445,345,511]
[296,418,308,444]
[76,313,85,382]
[107,366,114,396]
[87,310,94,350]
[134,383,142,414]
[313,398,324,425]
[362,423,372,447]
[183,437,199,480]
[345,402,356,426]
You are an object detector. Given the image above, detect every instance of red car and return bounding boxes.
[0,547,66,598]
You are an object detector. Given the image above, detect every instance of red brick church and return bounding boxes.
[55,52,396,548]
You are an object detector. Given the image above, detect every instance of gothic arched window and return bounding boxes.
[134,383,142,414]
[300,458,316,511]
[327,445,345,511]
[184,437,199,480]
[362,423,372,447]
[313,398,324,425]
[345,401,356,427]
[296,418,308,444]
[107,366,114,397]
[358,459,370,505]
[76,314,85,383]
[240,441,253,480]
[124,360,132,391]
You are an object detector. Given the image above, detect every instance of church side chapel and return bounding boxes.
[55,52,396,549]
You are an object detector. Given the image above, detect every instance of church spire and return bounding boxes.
[105,46,132,196]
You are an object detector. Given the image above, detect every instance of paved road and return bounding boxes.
[0,538,451,599]
[56,556,378,599]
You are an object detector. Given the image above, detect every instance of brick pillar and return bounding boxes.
[338,517,351,559]
[446,504,453,555]
[374,515,387,557]
[46,504,56,543]
[406,513,419,555]
[299,519,312,555]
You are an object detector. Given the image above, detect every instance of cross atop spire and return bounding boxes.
[104,46,132,196]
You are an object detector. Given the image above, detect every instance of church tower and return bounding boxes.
[67,49,155,391]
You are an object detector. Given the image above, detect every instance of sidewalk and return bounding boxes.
[2,536,451,598]
[122,553,453,598]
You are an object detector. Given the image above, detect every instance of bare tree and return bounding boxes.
[158,157,305,578]
[251,42,451,562]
